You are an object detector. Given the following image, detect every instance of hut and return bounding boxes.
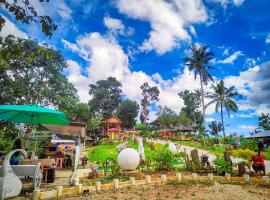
[101,115,122,136]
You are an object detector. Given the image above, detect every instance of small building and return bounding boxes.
[100,116,122,136]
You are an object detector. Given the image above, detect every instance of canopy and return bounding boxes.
[246,130,270,139]
[43,122,87,138]
[0,105,68,125]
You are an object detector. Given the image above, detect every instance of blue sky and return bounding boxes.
[1,0,270,136]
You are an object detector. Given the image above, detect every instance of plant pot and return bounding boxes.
[238,163,246,176]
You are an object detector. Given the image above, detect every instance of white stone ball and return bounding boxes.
[117,148,140,170]
[169,142,177,154]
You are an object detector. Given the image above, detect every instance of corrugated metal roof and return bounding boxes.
[246,130,270,138]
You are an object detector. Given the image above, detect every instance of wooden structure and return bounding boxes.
[101,116,122,136]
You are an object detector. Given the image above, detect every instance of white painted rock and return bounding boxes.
[117,148,140,170]
[169,142,177,154]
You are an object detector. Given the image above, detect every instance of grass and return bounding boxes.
[87,141,155,164]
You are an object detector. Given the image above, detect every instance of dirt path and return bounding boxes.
[62,183,270,200]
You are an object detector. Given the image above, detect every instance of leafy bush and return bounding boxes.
[153,144,175,171]
[213,157,232,175]
[220,136,233,144]
[232,148,256,160]
[107,157,121,178]
[240,138,258,150]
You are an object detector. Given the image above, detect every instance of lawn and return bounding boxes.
[87,141,155,163]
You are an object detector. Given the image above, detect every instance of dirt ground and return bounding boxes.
[61,182,270,200]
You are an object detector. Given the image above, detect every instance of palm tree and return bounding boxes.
[207,121,222,143]
[184,44,214,131]
[206,80,239,137]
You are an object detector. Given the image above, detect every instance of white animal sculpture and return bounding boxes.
[138,138,145,160]
[0,149,27,200]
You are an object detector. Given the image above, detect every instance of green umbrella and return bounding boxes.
[0,105,69,125]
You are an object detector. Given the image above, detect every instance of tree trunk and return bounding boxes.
[199,72,205,146]
[220,102,225,137]
[199,72,205,131]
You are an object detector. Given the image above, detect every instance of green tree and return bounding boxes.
[140,82,159,125]
[116,99,139,129]
[206,80,239,137]
[69,103,90,123]
[258,113,270,130]
[184,44,214,131]
[87,114,102,130]
[178,89,202,125]
[177,111,192,127]
[0,0,57,38]
[0,36,78,109]
[207,121,222,142]
[89,77,122,119]
[156,106,178,129]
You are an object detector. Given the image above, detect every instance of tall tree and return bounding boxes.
[258,113,270,130]
[207,121,222,142]
[206,80,239,137]
[140,82,159,125]
[116,99,139,129]
[178,89,202,126]
[184,44,214,131]
[0,0,57,38]
[89,77,122,119]
[0,36,78,109]
[69,103,91,123]
[156,106,178,129]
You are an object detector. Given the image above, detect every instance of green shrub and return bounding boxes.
[213,156,232,175]
[153,144,175,171]
[232,148,256,160]
[220,136,233,144]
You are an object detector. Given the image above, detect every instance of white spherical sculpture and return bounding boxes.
[117,148,140,170]
[169,142,177,154]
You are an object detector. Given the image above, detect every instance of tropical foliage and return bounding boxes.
[184,44,214,130]
[206,80,239,136]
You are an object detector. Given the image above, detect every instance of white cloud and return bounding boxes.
[224,62,270,115]
[0,16,28,39]
[104,17,125,34]
[62,17,218,121]
[218,51,243,64]
[116,0,208,54]
[265,33,270,44]
[238,125,256,131]
[58,3,73,20]
[238,114,253,118]
[210,0,245,7]
[206,117,215,122]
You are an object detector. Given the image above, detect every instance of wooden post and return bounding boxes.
[56,186,63,198]
[33,189,41,200]
[130,177,136,186]
[243,174,249,182]
[192,173,198,180]
[96,182,101,192]
[146,175,151,184]
[161,174,167,182]
[113,179,119,189]
[263,176,269,184]
[208,173,213,180]
[225,173,231,181]
[77,184,83,194]
[176,173,182,182]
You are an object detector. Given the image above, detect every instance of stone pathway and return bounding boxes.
[145,138,270,173]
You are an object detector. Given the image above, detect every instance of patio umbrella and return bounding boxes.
[0,105,69,125]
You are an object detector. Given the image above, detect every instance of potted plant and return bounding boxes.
[232,149,256,176]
